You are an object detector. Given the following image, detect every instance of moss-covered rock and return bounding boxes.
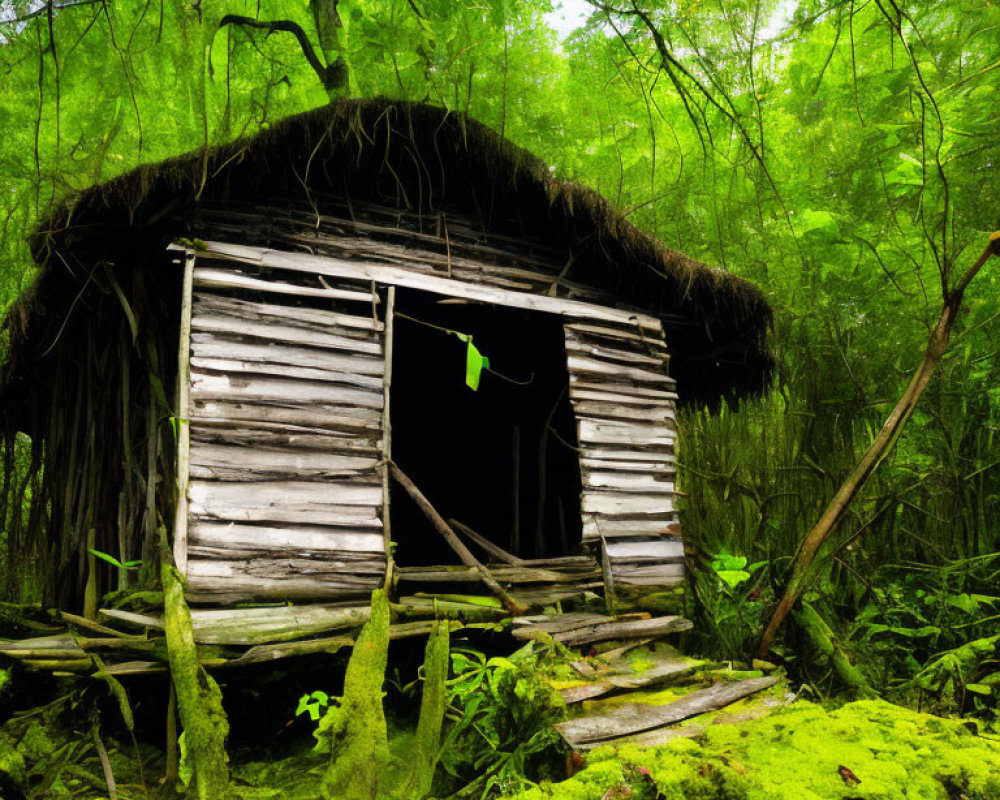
[510,700,1000,800]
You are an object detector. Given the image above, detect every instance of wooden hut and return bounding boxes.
[0,100,772,616]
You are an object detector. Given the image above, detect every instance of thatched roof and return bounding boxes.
[6,98,773,413]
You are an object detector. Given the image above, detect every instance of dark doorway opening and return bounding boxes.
[390,289,582,566]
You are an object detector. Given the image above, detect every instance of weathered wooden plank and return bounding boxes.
[190,356,385,390]
[565,321,666,344]
[188,480,382,510]
[198,242,661,327]
[510,613,612,632]
[190,401,380,432]
[225,635,355,666]
[612,563,686,580]
[569,388,679,407]
[189,443,378,480]
[194,292,383,332]
[185,574,380,603]
[555,677,780,746]
[194,266,375,305]
[189,504,383,527]
[190,337,385,375]
[190,425,379,455]
[564,339,668,368]
[578,419,676,448]
[185,557,386,580]
[189,522,385,553]
[571,401,674,424]
[605,539,684,561]
[581,457,676,473]
[191,315,383,355]
[397,564,600,585]
[567,355,671,386]
[612,573,686,587]
[583,472,675,493]
[570,378,677,399]
[189,371,384,408]
[581,492,674,516]
[583,518,679,539]
[579,448,677,464]
[515,614,691,647]
[191,604,371,645]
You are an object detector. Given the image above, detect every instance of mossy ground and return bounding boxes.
[511,699,1000,800]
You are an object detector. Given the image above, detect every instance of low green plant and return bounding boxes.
[692,551,770,661]
[438,642,566,798]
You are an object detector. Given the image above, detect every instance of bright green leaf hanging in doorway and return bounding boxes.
[451,331,490,391]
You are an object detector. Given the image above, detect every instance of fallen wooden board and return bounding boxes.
[555,676,780,747]
[513,614,692,646]
[101,603,373,645]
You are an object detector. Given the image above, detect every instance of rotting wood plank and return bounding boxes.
[190,604,372,646]
[581,493,674,516]
[580,459,676,474]
[189,427,380,457]
[184,557,386,579]
[604,539,684,561]
[583,472,675,493]
[190,400,380,432]
[582,518,679,540]
[225,635,355,666]
[563,340,667,368]
[396,564,599,585]
[194,266,376,305]
[185,574,381,605]
[513,614,691,646]
[188,480,382,509]
[197,242,661,327]
[188,522,385,553]
[555,676,780,747]
[190,339,385,375]
[571,402,674,424]
[566,356,672,386]
[189,504,384,528]
[570,378,677,399]
[191,315,383,355]
[579,447,676,463]
[190,443,378,475]
[191,356,385,388]
[194,292,384,332]
[578,419,676,448]
[612,563,686,582]
[189,372,384,409]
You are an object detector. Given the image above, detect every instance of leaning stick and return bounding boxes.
[389,462,524,615]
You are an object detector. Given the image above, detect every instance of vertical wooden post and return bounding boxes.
[599,531,617,616]
[172,250,195,575]
[83,528,98,620]
[381,286,396,594]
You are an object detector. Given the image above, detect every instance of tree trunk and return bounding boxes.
[757,235,1000,658]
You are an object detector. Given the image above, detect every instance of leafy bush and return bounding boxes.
[438,642,568,798]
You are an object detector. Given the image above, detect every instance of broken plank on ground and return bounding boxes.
[555,675,780,748]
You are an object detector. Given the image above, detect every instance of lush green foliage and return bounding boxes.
[2,0,1000,706]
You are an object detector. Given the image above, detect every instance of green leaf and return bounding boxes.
[296,690,330,721]
[716,570,751,589]
[88,549,142,570]
[465,341,490,391]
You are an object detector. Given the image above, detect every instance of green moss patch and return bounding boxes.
[511,700,1000,800]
